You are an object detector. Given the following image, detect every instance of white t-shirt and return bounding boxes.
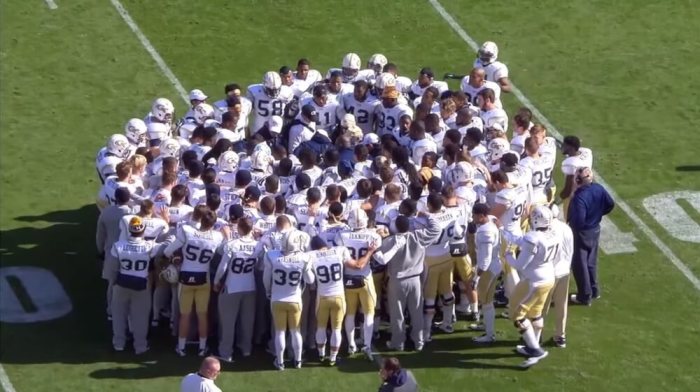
[180,373,222,392]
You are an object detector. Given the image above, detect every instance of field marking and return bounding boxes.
[108,0,189,104]
[44,0,58,10]
[427,0,700,291]
[0,364,17,392]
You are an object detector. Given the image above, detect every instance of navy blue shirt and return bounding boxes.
[567,183,615,231]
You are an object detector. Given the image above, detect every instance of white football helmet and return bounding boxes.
[283,229,310,254]
[530,205,554,230]
[341,53,361,81]
[251,148,272,172]
[451,161,475,185]
[193,103,215,125]
[218,151,239,173]
[262,71,282,98]
[487,138,510,159]
[347,207,369,230]
[124,118,147,145]
[151,97,175,122]
[160,138,180,158]
[375,72,396,90]
[160,264,179,284]
[478,41,499,65]
[107,134,130,157]
[368,53,388,74]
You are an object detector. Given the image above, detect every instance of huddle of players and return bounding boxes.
[96,42,592,369]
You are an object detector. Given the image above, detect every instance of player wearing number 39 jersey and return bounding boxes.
[164,209,224,358]
[263,229,314,371]
[214,218,262,362]
[110,216,159,354]
[335,207,381,360]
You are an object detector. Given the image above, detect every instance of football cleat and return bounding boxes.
[362,346,374,362]
[135,347,150,355]
[198,348,209,357]
[469,323,485,331]
[385,341,404,352]
[553,336,567,348]
[414,342,424,352]
[175,347,186,357]
[273,359,285,371]
[113,345,124,352]
[473,334,496,344]
[436,323,454,334]
[293,360,302,369]
[216,355,233,363]
[347,344,357,355]
[520,350,549,368]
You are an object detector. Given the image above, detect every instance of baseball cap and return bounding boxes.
[301,104,318,122]
[189,89,208,101]
[419,67,434,78]
[228,204,245,220]
[268,116,284,135]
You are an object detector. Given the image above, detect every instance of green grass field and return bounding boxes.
[1,0,700,391]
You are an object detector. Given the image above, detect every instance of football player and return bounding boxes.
[365,53,388,82]
[164,208,225,357]
[292,58,323,97]
[470,203,502,343]
[474,41,512,92]
[460,68,502,108]
[519,137,555,205]
[422,192,467,340]
[336,207,382,359]
[263,229,314,370]
[559,135,593,218]
[529,124,558,202]
[326,53,372,84]
[124,118,148,153]
[110,216,160,354]
[178,103,216,144]
[96,134,129,184]
[339,80,380,134]
[477,89,508,132]
[509,112,532,155]
[408,67,448,101]
[119,199,169,243]
[97,161,139,209]
[247,71,294,135]
[300,84,338,133]
[382,63,413,94]
[145,97,175,147]
[184,89,209,119]
[376,87,413,136]
[503,206,558,368]
[214,217,262,362]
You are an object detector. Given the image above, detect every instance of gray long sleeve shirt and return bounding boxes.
[96,204,132,255]
[373,215,441,280]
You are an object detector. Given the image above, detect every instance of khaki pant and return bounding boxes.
[542,274,570,337]
[112,284,151,352]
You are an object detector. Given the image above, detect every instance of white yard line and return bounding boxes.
[0,364,17,392]
[108,0,189,104]
[44,0,58,10]
[427,0,700,291]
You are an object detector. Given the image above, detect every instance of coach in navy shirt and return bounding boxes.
[567,167,614,306]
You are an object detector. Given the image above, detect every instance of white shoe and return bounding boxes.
[293,360,302,369]
[436,323,454,334]
[273,359,285,371]
[469,323,485,331]
[362,346,374,362]
[414,342,424,352]
[175,347,186,357]
[216,355,233,363]
[113,345,124,352]
[347,344,357,355]
[520,350,549,368]
[198,348,208,357]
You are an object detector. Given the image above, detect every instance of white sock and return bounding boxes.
[424,311,435,337]
[275,330,286,364]
[532,318,544,343]
[522,326,540,350]
[290,329,303,362]
[483,304,495,336]
[441,303,455,327]
[344,315,356,348]
[177,337,186,350]
[362,315,374,348]
[199,338,206,350]
[330,329,342,361]
[470,302,479,313]
[315,329,326,357]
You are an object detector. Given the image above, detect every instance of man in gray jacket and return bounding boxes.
[374,211,440,351]
[96,187,132,320]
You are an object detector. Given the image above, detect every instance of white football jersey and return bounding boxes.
[119,215,169,242]
[473,59,509,83]
[299,96,339,133]
[310,247,349,297]
[95,147,123,183]
[220,236,261,294]
[375,103,413,136]
[173,225,224,276]
[520,155,555,203]
[460,76,502,108]
[562,147,593,176]
[336,229,382,278]
[475,219,502,275]
[480,108,509,132]
[246,84,294,134]
[111,238,156,290]
[98,177,141,207]
[265,251,313,303]
[291,69,323,97]
[316,222,351,247]
[339,92,381,134]
[538,136,558,161]
[425,207,467,258]
[511,229,558,287]
[409,80,448,98]
[495,186,529,236]
[551,219,574,278]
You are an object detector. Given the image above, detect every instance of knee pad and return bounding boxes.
[441,294,455,306]
[424,301,436,314]
[530,316,543,329]
[514,318,531,332]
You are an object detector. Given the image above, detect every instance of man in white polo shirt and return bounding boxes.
[181,357,222,392]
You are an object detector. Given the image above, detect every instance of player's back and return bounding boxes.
[179,225,224,279]
[562,147,593,175]
[268,252,307,303]
[311,247,346,297]
[521,229,558,286]
[223,236,259,292]
[520,156,553,203]
[425,208,463,259]
[113,239,154,290]
[337,229,380,277]
[496,187,528,235]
